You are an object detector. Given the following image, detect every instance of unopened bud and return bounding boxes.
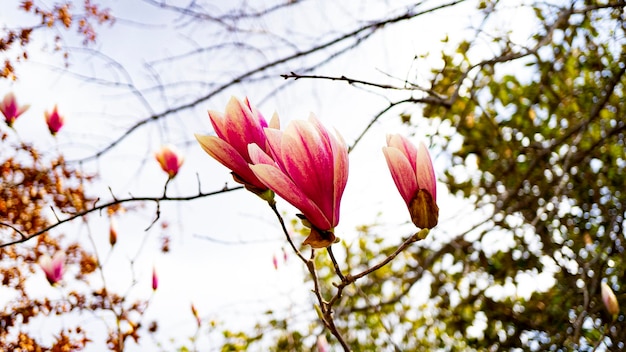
[109,218,118,247]
[152,267,158,291]
[155,145,184,179]
[601,281,619,317]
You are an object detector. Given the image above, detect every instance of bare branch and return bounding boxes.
[67,0,470,164]
[0,185,243,248]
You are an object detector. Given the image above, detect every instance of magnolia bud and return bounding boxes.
[155,145,184,179]
[109,218,118,247]
[601,281,619,317]
[44,105,65,135]
[152,267,158,291]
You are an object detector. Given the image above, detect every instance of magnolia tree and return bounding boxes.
[1,0,625,351]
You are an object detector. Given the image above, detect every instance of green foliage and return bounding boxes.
[424,0,626,350]
[184,2,625,351]
[263,1,626,351]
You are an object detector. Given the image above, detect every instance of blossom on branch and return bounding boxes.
[44,104,65,135]
[155,144,184,179]
[195,96,278,200]
[317,335,330,352]
[601,281,619,318]
[249,114,349,248]
[39,252,65,286]
[0,92,30,127]
[383,134,438,229]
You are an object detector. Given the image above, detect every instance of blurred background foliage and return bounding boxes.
[221,1,626,350]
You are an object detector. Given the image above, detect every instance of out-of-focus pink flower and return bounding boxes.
[282,247,288,263]
[152,267,158,291]
[155,144,184,179]
[317,335,330,352]
[249,114,349,248]
[272,254,279,270]
[109,218,118,247]
[0,92,30,127]
[383,134,438,229]
[39,252,65,286]
[195,96,278,199]
[44,105,65,135]
[601,281,619,317]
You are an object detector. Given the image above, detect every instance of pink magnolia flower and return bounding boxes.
[39,252,65,286]
[317,335,330,352]
[601,281,619,317]
[249,114,349,248]
[152,266,158,291]
[195,96,279,198]
[155,144,184,179]
[0,92,30,127]
[44,104,65,135]
[383,134,438,229]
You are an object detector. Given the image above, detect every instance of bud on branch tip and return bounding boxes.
[383,134,438,230]
[155,144,184,179]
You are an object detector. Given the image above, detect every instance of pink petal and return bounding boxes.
[416,142,437,200]
[18,104,30,116]
[244,97,269,128]
[269,112,280,129]
[329,127,349,226]
[387,134,418,171]
[248,143,275,165]
[263,128,284,165]
[196,134,266,189]
[211,97,268,160]
[281,119,335,222]
[383,146,418,206]
[155,145,184,177]
[250,163,332,230]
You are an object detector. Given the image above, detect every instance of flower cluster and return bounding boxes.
[1,92,66,135]
[197,96,438,247]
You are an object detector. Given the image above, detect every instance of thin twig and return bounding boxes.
[268,202,307,263]
[0,186,243,248]
[327,246,346,282]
